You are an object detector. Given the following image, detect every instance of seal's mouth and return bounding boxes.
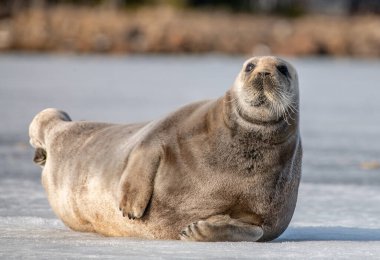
[248,76,275,107]
[250,94,266,107]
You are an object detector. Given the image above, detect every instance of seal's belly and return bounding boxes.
[43,150,154,237]
[41,122,152,235]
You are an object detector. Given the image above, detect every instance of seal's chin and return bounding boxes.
[235,95,282,125]
[239,88,298,126]
[237,106,284,126]
[250,94,267,107]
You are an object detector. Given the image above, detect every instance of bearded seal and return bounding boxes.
[29,56,302,242]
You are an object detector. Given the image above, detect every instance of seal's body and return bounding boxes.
[29,56,302,242]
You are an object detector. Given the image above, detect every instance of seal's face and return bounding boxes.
[233,56,299,125]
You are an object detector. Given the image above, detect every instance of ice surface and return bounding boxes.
[1,54,380,259]
[1,181,380,259]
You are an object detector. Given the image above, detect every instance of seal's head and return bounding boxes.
[232,56,299,125]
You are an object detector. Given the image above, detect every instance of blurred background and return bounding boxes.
[1,1,380,258]
[1,0,380,56]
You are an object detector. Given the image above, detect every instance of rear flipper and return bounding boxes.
[33,148,47,166]
[29,108,71,167]
[180,215,264,242]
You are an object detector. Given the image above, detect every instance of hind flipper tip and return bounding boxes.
[33,147,47,167]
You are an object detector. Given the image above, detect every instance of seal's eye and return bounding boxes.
[277,65,289,77]
[245,63,255,72]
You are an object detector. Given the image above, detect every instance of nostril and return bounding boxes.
[258,71,271,77]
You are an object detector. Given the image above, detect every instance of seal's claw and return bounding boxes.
[118,177,153,221]
[180,230,189,238]
[179,222,200,241]
[127,213,136,220]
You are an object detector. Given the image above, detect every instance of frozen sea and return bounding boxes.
[1,54,380,259]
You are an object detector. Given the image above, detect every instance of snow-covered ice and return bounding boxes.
[1,54,380,259]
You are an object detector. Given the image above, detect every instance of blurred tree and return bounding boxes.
[1,0,380,16]
[185,0,305,16]
[349,0,380,14]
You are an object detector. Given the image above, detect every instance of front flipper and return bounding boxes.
[180,215,264,242]
[118,144,161,220]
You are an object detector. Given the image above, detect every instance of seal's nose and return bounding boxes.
[258,71,271,77]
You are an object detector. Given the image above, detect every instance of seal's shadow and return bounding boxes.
[276,226,380,242]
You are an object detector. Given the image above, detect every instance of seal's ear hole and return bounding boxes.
[34,148,47,166]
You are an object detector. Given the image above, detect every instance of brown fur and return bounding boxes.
[29,56,302,242]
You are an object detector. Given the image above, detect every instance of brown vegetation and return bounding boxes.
[1,6,380,57]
